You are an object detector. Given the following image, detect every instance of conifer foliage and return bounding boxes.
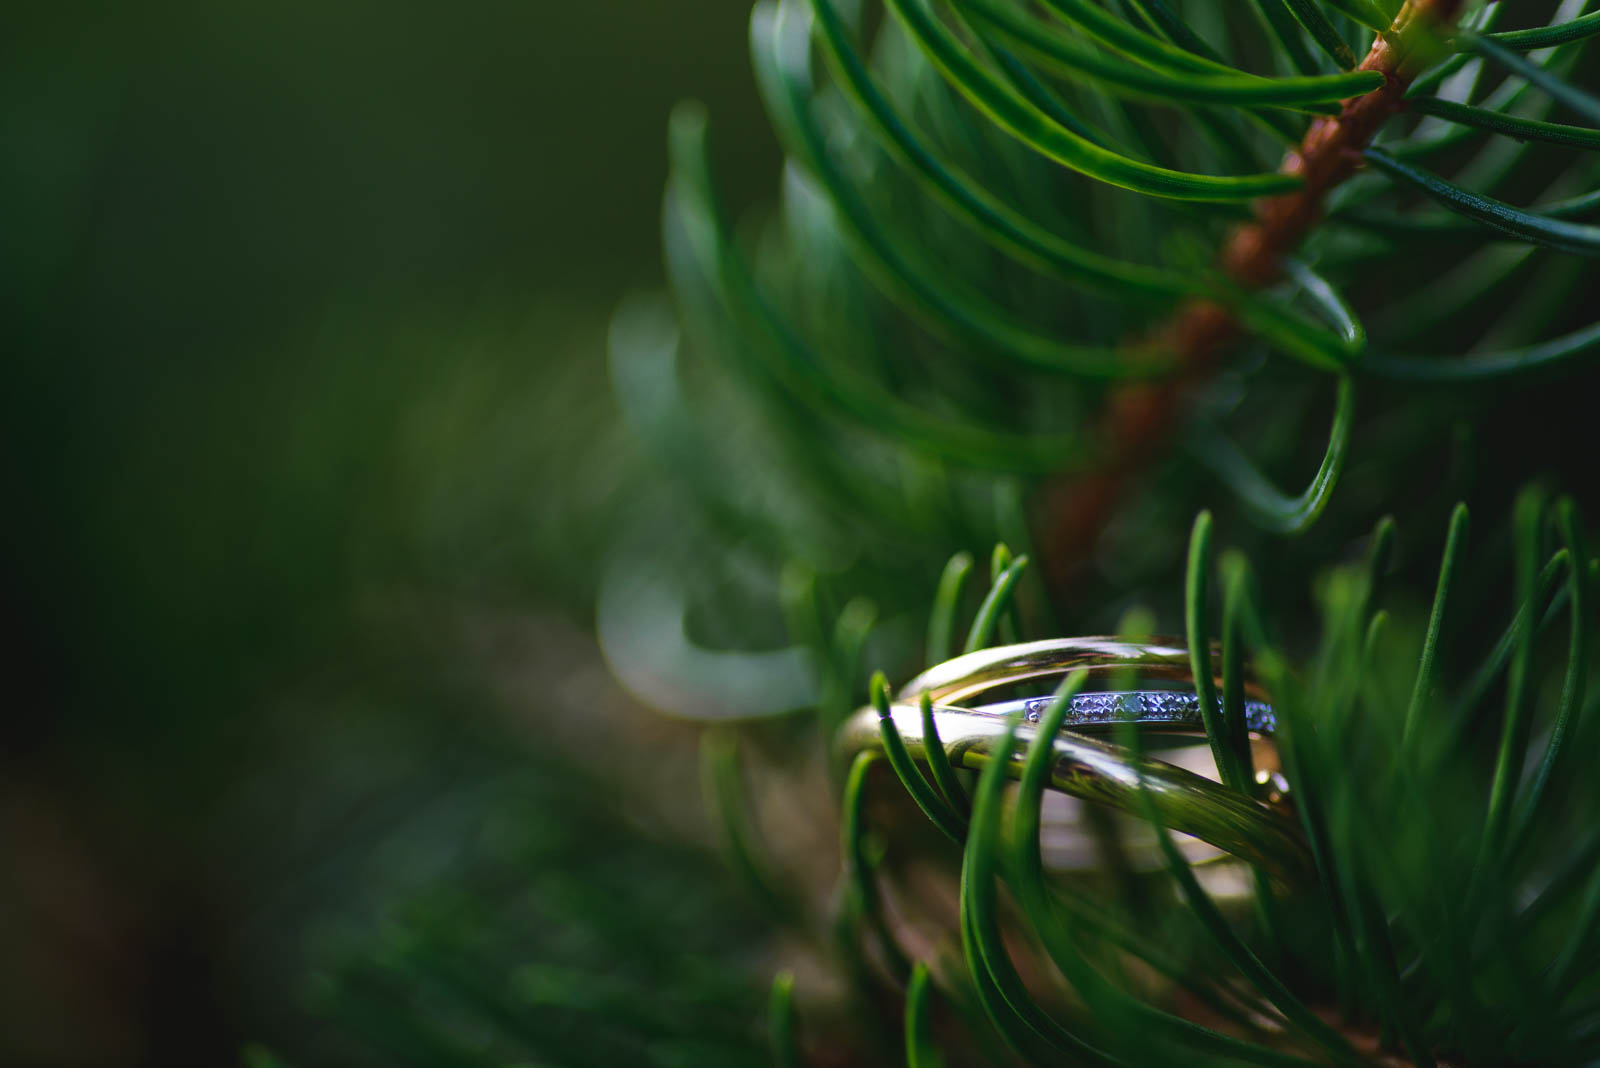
[618,0,1600,1062]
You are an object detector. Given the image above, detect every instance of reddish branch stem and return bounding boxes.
[1041,0,1465,595]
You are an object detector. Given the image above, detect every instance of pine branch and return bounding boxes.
[1042,0,1466,594]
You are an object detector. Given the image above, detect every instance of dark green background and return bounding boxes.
[3,2,782,1063]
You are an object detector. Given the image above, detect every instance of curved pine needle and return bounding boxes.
[1402,502,1470,747]
[987,44,1119,148]
[1482,486,1548,856]
[871,673,968,842]
[1129,0,1232,67]
[1482,11,1600,50]
[1507,498,1588,851]
[1035,0,1259,75]
[1361,320,1600,381]
[961,707,1116,1062]
[1262,683,1363,1015]
[1364,148,1600,255]
[842,751,913,977]
[904,963,943,1068]
[1398,34,1549,156]
[963,555,1030,652]
[1543,189,1600,218]
[809,0,1356,362]
[1036,0,1337,102]
[669,102,1091,472]
[1363,608,1390,664]
[1322,0,1392,34]
[956,0,1373,108]
[1009,674,1312,1066]
[1219,550,1276,657]
[1348,870,1435,1067]
[883,0,1303,200]
[761,4,1166,376]
[608,297,806,554]
[1278,0,1359,69]
[1297,567,1429,1045]
[1120,726,1366,1063]
[1229,290,1363,370]
[1407,50,1476,99]
[1053,858,1278,1030]
[1404,0,1505,95]
[989,543,1021,645]
[1340,188,1600,237]
[1283,258,1366,350]
[808,0,1187,299]
[1188,375,1355,534]
[1408,39,1568,191]
[1466,31,1600,125]
[1186,512,1247,789]
[1013,680,1089,857]
[1221,559,1259,788]
[920,693,969,813]
[769,971,800,1068]
[1249,0,1328,76]
[927,551,975,665]
[1365,514,1397,606]
[1406,95,1600,150]
[956,883,1058,1062]
[1455,552,1571,727]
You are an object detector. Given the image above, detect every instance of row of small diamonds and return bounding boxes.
[1019,692,1275,732]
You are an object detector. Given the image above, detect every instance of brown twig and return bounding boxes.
[1040,0,1465,597]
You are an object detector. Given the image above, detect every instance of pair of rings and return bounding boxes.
[838,637,1310,884]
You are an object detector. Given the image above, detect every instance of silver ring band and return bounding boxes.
[966,690,1276,733]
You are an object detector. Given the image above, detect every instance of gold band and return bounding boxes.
[899,636,1270,708]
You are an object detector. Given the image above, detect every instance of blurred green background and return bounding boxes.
[2,2,788,1063]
